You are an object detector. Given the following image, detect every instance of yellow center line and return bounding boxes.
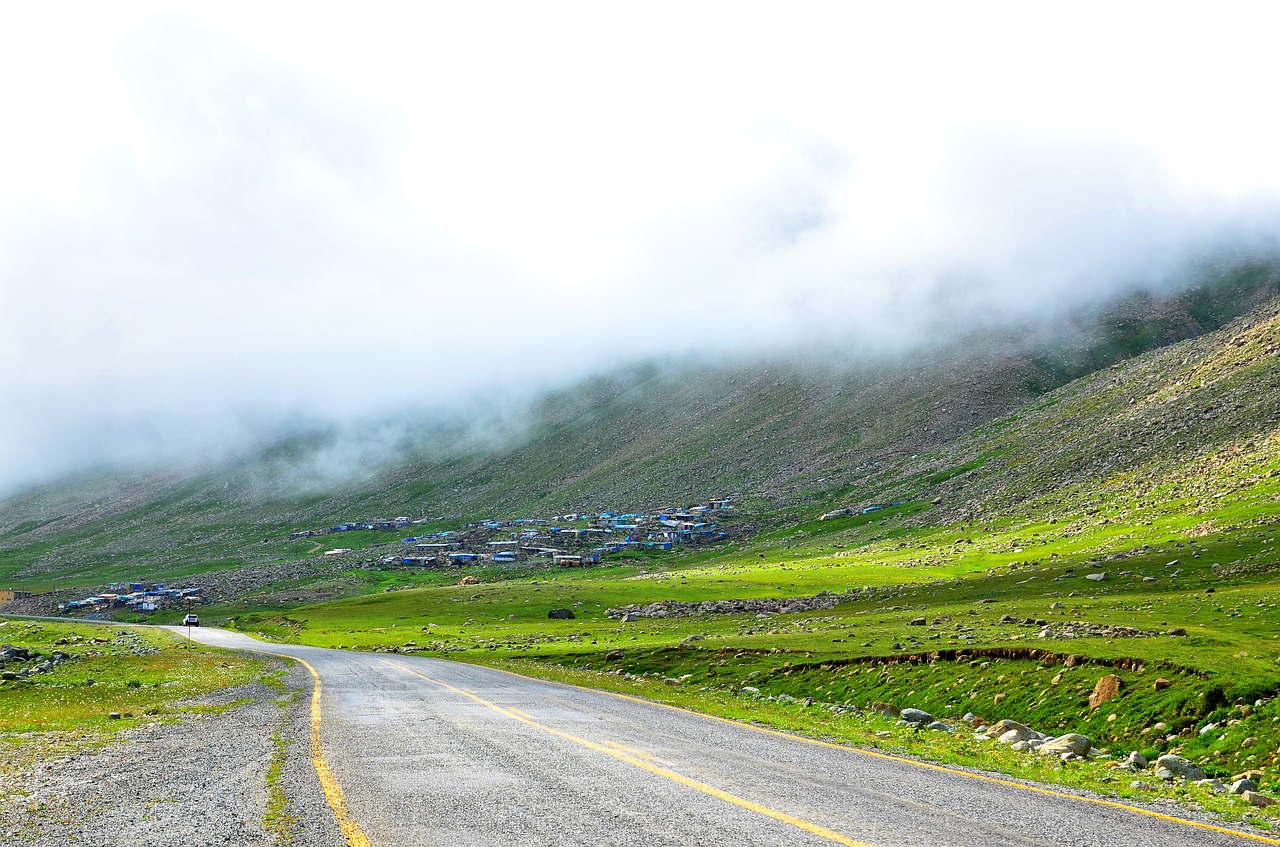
[295,657,373,847]
[476,662,1280,846]
[507,707,536,720]
[381,659,874,847]
[603,739,662,762]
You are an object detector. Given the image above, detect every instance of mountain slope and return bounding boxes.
[1,260,1278,589]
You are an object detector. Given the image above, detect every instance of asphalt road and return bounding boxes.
[182,627,1273,847]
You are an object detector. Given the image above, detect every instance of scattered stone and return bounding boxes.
[1232,779,1259,795]
[900,708,934,725]
[873,702,900,718]
[605,650,624,661]
[108,712,122,720]
[458,576,480,586]
[1126,751,1147,769]
[740,686,761,695]
[1244,791,1276,808]
[1241,737,1257,749]
[909,617,927,626]
[926,721,952,732]
[1197,778,1227,793]
[1038,734,1092,758]
[1085,572,1108,582]
[1154,754,1206,782]
[678,635,704,648]
[547,608,576,620]
[1167,627,1188,636]
[1152,677,1171,691]
[1088,674,1123,710]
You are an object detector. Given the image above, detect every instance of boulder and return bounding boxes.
[1197,779,1227,793]
[1231,778,1259,795]
[1088,674,1122,710]
[900,708,934,725]
[547,608,576,620]
[1037,734,1092,758]
[678,635,704,648]
[1085,572,1108,582]
[458,576,480,586]
[1167,627,1188,636]
[988,719,1036,742]
[1154,754,1206,782]
[1126,751,1148,769]
[1152,677,1171,691]
[1244,791,1276,807]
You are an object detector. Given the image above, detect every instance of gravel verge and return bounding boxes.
[0,658,342,847]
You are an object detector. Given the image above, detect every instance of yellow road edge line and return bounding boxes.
[380,659,874,847]
[507,707,536,720]
[292,656,373,847]
[472,661,1280,846]
[602,740,662,762]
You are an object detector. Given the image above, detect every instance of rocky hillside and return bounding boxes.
[1,259,1278,587]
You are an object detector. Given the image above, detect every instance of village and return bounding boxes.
[57,582,204,616]
[25,496,737,620]
[297,496,737,569]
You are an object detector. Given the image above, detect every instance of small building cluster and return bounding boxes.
[60,582,203,615]
[383,497,735,570]
[290,516,416,539]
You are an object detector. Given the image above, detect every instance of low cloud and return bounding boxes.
[2,7,1279,494]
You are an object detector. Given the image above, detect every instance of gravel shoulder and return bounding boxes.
[0,658,341,847]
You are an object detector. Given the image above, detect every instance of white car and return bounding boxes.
[181,614,200,627]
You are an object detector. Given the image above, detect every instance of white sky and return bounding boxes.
[3,2,1280,491]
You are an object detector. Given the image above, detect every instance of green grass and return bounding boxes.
[0,619,273,732]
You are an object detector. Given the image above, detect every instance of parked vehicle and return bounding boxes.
[182,613,200,627]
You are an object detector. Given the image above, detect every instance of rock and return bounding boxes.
[909,617,927,626]
[1232,769,1264,783]
[0,671,17,681]
[108,712,122,720]
[1241,737,1257,749]
[900,708,934,724]
[1152,677,1171,691]
[605,650,624,661]
[1154,754,1206,782]
[678,635,705,648]
[1232,778,1259,794]
[926,721,952,732]
[1038,734,1092,757]
[621,613,640,622]
[1244,791,1276,807]
[1126,751,1147,769]
[1088,674,1122,710]
[1010,741,1032,752]
[993,693,1008,706]
[988,719,1036,741]
[1167,627,1188,636]
[458,576,480,586]
[740,686,761,695]
[872,702,900,717]
[1085,572,1108,582]
[1197,779,1227,793]
[1199,722,1218,735]
[547,608,576,620]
